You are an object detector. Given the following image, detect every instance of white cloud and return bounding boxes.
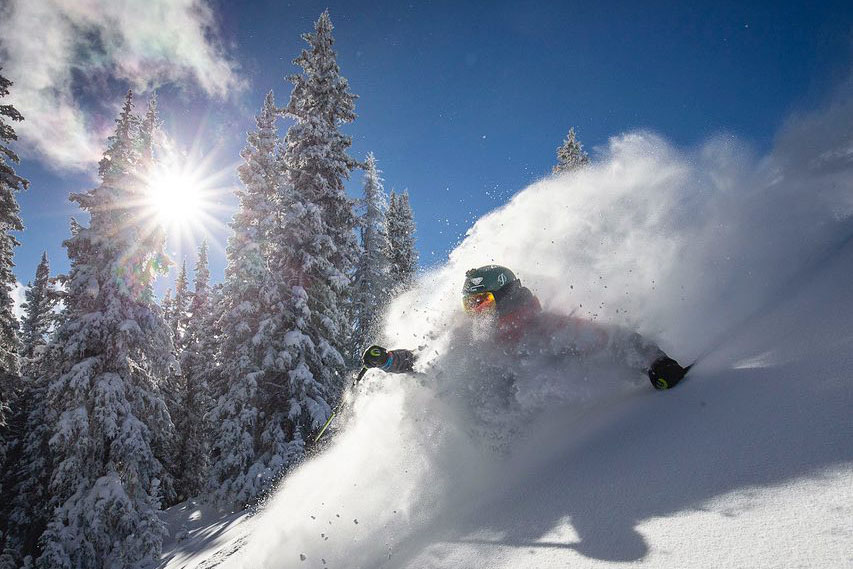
[0,0,244,170]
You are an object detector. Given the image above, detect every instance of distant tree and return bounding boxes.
[203,282,225,401]
[168,259,190,346]
[386,189,418,291]
[352,152,390,353]
[0,70,28,525]
[138,94,162,168]
[19,253,58,365]
[553,127,590,174]
[35,91,176,569]
[161,260,190,467]
[161,288,174,327]
[174,241,214,501]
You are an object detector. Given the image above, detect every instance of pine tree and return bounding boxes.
[160,288,174,328]
[35,91,176,569]
[209,90,288,506]
[279,7,358,406]
[19,253,57,364]
[203,283,225,401]
[553,127,590,174]
[1,257,56,568]
[174,242,214,501]
[138,94,162,168]
[386,190,418,292]
[0,341,52,569]
[352,152,390,351]
[161,261,190,465]
[169,260,190,346]
[0,70,28,525]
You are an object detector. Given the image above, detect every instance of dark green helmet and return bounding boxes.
[462,265,517,295]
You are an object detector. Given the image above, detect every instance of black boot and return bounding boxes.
[648,356,689,390]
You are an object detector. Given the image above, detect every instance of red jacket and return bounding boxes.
[495,289,609,355]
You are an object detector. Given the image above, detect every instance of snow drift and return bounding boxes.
[204,83,853,569]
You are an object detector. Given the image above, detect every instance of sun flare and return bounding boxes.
[138,146,235,264]
[146,169,208,228]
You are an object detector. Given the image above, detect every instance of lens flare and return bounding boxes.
[146,168,207,229]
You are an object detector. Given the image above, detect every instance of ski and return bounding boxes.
[313,367,368,443]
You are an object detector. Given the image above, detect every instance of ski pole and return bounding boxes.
[313,367,368,443]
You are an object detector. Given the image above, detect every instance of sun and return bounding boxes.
[137,144,236,263]
[146,168,208,229]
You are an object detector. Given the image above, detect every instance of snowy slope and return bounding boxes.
[157,85,853,569]
[155,502,252,569]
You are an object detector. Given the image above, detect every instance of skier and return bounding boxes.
[362,265,689,390]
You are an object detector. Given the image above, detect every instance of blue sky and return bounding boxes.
[8,0,852,291]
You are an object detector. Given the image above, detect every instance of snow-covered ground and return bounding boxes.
[155,502,252,569]
[157,87,853,569]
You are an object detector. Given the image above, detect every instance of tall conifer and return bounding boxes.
[0,253,55,566]
[279,8,359,406]
[386,190,418,292]
[0,70,28,525]
[36,92,175,569]
[169,260,190,346]
[353,152,390,350]
[19,253,57,364]
[175,242,214,501]
[209,91,288,506]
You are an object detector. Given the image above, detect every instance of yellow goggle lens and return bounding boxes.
[463,291,496,314]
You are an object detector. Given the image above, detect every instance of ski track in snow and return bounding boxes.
[159,82,853,569]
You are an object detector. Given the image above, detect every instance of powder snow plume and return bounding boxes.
[223,80,853,569]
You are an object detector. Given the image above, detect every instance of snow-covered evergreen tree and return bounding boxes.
[553,127,590,174]
[352,152,390,351]
[1,257,56,569]
[0,341,53,569]
[161,261,189,475]
[279,7,359,401]
[209,90,288,506]
[386,190,418,292]
[160,288,174,329]
[35,91,176,569]
[19,253,57,364]
[174,242,214,501]
[212,11,360,508]
[0,70,28,520]
[138,94,162,168]
[168,260,190,346]
[202,282,225,402]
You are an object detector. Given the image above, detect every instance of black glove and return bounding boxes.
[362,345,390,368]
[648,356,689,390]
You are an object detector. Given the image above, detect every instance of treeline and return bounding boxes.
[0,12,417,569]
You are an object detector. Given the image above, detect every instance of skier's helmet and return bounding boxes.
[462,265,517,314]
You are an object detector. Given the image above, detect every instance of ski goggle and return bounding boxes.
[463,291,496,314]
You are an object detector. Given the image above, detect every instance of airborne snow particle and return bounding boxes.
[354,519,359,524]
[300,553,307,561]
